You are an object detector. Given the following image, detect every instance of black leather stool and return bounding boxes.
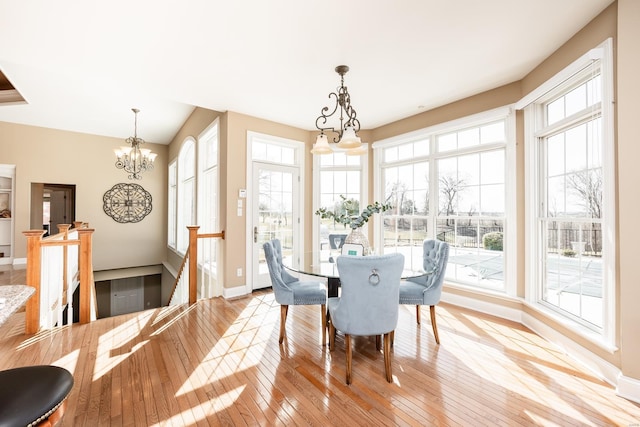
[0,365,74,427]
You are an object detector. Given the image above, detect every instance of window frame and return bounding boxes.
[521,38,616,347]
[373,106,516,295]
[168,160,177,250]
[312,147,369,253]
[176,137,196,255]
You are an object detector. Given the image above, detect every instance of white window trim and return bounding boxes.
[521,38,616,349]
[373,105,516,295]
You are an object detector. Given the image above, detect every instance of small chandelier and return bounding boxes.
[311,65,366,156]
[114,108,157,180]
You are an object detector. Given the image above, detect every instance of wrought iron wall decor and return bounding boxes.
[103,183,152,223]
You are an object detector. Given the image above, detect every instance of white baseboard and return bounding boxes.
[13,258,26,265]
[440,290,523,323]
[617,374,640,404]
[223,284,249,299]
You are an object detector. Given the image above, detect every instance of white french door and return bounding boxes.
[251,162,300,290]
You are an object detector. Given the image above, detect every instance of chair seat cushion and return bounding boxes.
[0,365,74,427]
[399,281,426,305]
[291,281,326,305]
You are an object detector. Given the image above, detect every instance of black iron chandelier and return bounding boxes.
[114,108,156,180]
[311,65,366,156]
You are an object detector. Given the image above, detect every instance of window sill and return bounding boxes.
[522,300,618,354]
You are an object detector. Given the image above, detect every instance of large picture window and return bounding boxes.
[377,112,511,290]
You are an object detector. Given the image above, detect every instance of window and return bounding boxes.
[381,141,430,272]
[177,138,196,254]
[197,121,220,296]
[198,122,219,235]
[377,110,512,290]
[436,141,506,290]
[168,161,177,249]
[314,150,366,251]
[522,39,614,340]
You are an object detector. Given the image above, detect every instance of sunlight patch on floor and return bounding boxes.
[151,385,247,426]
[176,296,273,398]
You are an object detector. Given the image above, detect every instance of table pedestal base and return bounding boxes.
[327,277,340,298]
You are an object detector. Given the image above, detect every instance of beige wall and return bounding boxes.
[0,121,167,271]
[617,0,640,380]
[165,108,312,291]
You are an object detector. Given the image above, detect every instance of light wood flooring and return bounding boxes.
[1,266,639,425]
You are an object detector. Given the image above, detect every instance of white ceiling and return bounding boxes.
[0,0,614,145]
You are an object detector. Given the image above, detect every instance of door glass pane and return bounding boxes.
[256,168,295,289]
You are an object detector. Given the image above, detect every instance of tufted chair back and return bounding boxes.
[263,239,298,305]
[332,253,404,336]
[418,239,450,304]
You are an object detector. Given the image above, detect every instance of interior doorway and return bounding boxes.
[30,183,76,236]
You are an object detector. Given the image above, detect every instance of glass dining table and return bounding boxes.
[283,251,429,298]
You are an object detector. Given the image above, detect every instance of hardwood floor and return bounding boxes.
[1,284,639,426]
[0,263,26,286]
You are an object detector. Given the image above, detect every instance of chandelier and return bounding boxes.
[114,108,156,180]
[311,65,366,156]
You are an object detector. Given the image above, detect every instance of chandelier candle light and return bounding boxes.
[114,108,157,180]
[311,65,366,156]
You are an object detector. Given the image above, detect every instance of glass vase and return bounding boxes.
[345,227,370,255]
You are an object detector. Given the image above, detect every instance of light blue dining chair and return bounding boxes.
[329,253,404,384]
[399,239,449,344]
[263,239,327,345]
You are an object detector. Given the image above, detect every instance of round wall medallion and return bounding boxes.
[103,183,152,223]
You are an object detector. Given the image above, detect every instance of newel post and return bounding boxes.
[77,228,95,324]
[187,226,200,305]
[23,230,46,334]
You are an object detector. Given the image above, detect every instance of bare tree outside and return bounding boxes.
[385,181,407,214]
[567,169,602,219]
[439,174,465,216]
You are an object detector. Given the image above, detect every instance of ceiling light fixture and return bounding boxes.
[114,108,157,180]
[311,65,365,155]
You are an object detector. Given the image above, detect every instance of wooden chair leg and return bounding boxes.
[321,304,327,346]
[279,305,288,344]
[345,334,352,385]
[329,320,336,351]
[416,305,421,324]
[390,330,395,347]
[384,332,392,382]
[375,334,381,351]
[430,305,440,344]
